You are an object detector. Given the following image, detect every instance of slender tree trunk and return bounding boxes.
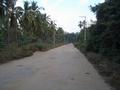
[7,0,17,44]
[8,12,17,43]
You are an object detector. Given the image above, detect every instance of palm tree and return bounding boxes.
[20,1,45,37]
[19,1,39,37]
[15,6,24,20]
[30,1,38,11]
[24,1,29,13]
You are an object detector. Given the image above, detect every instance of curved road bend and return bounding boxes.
[0,44,112,90]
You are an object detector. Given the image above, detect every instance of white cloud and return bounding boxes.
[16,0,24,7]
[100,0,105,3]
[56,0,64,4]
[40,0,80,32]
[42,0,48,5]
[16,0,100,33]
[80,0,89,5]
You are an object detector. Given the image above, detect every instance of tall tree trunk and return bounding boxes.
[7,0,17,43]
[0,0,4,17]
[8,12,17,43]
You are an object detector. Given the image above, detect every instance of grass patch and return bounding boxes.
[0,42,65,64]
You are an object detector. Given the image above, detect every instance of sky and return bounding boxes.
[16,0,104,33]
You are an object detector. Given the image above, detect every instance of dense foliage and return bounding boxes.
[0,0,66,46]
[77,0,120,63]
[75,1,120,89]
[0,0,76,63]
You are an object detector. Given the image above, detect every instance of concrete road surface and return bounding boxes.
[0,44,113,90]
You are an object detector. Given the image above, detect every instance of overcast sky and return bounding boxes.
[16,0,104,33]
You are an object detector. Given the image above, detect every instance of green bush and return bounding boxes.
[36,42,50,51]
[0,43,33,63]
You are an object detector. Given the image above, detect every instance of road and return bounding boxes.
[0,44,112,90]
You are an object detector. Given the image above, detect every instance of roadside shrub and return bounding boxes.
[0,43,33,63]
[36,42,48,51]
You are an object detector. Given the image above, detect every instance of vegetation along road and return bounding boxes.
[0,44,113,90]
